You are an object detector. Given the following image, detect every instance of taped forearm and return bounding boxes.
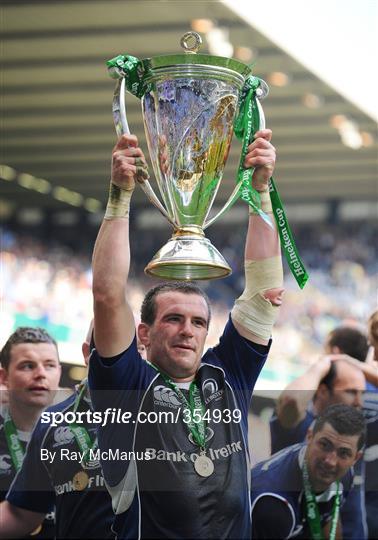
[104,182,133,219]
[231,255,283,341]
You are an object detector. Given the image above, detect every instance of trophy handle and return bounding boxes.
[112,78,177,228]
[203,93,266,231]
[203,180,243,230]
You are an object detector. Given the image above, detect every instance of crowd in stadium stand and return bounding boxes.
[1,221,376,377]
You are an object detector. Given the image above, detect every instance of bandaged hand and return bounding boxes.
[231,256,284,341]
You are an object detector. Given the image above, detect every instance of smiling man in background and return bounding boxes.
[0,327,61,537]
[251,404,366,539]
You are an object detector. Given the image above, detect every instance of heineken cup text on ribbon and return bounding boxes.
[107,31,308,287]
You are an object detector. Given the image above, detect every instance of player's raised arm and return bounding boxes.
[231,129,284,345]
[92,134,149,357]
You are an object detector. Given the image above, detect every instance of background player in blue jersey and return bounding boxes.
[88,129,283,539]
[0,327,61,538]
[270,326,376,539]
[0,323,115,539]
[252,404,366,540]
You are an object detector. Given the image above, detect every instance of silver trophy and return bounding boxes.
[111,32,267,280]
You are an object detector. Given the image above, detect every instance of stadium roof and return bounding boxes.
[1,0,377,218]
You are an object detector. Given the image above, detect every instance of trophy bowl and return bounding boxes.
[110,32,254,280]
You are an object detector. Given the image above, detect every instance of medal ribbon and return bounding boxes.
[106,57,308,288]
[4,411,25,471]
[69,380,96,465]
[302,459,340,540]
[159,371,207,449]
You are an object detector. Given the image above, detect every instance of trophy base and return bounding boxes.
[144,227,231,281]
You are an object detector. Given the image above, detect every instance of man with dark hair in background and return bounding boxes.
[0,322,115,539]
[270,325,374,539]
[325,326,369,362]
[0,327,61,537]
[251,404,366,539]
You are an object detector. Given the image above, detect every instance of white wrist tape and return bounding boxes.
[231,256,283,341]
[249,190,272,214]
[104,182,133,220]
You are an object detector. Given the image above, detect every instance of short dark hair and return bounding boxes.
[312,404,366,450]
[327,326,368,362]
[0,327,58,370]
[141,282,211,327]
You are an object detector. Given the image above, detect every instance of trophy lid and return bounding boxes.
[107,31,263,98]
[141,32,251,83]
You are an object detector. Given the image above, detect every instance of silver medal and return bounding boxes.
[194,453,214,477]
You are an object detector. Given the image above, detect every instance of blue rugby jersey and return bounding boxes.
[89,316,270,539]
[251,444,357,539]
[6,391,114,539]
[270,407,368,539]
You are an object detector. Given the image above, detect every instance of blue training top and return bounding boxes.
[251,443,356,539]
[270,407,369,539]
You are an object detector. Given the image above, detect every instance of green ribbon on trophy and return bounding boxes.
[108,54,151,97]
[107,54,308,289]
[234,75,267,217]
[234,75,309,289]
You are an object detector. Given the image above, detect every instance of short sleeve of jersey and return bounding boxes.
[203,317,270,416]
[6,420,54,514]
[89,335,155,394]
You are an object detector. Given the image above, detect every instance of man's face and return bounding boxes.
[2,342,61,409]
[321,360,365,410]
[138,291,209,382]
[306,422,361,493]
